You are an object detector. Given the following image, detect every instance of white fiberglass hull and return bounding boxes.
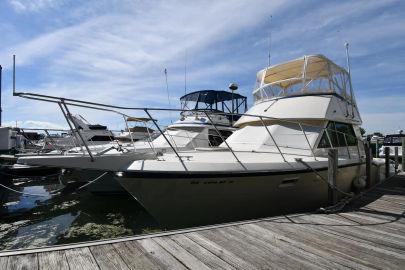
[117,162,364,228]
[17,152,155,172]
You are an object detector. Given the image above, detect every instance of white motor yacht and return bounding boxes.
[115,55,366,227]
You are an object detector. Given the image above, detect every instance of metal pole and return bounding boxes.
[328,148,338,205]
[144,109,187,170]
[343,134,351,159]
[57,103,82,151]
[203,111,246,169]
[259,116,287,162]
[298,123,316,160]
[384,147,390,179]
[61,101,94,161]
[123,115,136,151]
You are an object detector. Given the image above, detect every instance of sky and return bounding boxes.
[0,0,404,134]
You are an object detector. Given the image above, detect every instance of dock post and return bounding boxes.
[394,147,399,174]
[385,147,390,179]
[402,138,405,172]
[365,142,372,188]
[328,148,338,205]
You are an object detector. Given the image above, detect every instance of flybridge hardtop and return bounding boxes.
[253,54,354,102]
[236,55,361,127]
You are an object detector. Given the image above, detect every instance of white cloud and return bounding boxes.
[2,120,66,130]
[7,0,64,13]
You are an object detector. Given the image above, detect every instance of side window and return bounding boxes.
[318,122,357,148]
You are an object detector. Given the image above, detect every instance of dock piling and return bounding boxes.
[395,147,399,174]
[385,147,390,178]
[365,142,372,188]
[328,148,338,205]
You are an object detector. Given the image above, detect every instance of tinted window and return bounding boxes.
[318,122,357,148]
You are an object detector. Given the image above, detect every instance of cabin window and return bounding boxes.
[89,135,114,141]
[318,122,357,148]
[208,130,233,147]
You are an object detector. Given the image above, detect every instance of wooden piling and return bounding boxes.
[384,147,390,178]
[402,138,405,171]
[365,142,372,188]
[328,148,338,205]
[394,147,399,174]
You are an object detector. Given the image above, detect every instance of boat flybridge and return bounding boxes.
[115,55,366,227]
[17,89,248,172]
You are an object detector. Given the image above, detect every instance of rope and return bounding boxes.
[76,172,108,191]
[0,171,108,197]
[0,169,61,178]
[295,158,353,197]
[0,182,51,197]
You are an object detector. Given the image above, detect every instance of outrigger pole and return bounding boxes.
[0,64,2,126]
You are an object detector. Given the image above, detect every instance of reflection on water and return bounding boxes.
[0,175,161,250]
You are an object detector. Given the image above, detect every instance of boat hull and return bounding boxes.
[117,163,365,228]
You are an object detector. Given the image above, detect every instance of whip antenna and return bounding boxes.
[164,68,173,123]
[268,15,273,67]
[184,50,187,95]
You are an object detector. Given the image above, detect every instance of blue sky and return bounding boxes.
[0,0,404,133]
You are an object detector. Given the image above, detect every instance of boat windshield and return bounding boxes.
[253,55,353,104]
[383,135,405,145]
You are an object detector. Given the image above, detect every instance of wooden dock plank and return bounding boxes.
[7,254,38,270]
[301,213,405,250]
[200,228,285,269]
[0,257,8,270]
[224,226,325,269]
[112,241,160,270]
[89,244,130,270]
[169,234,235,270]
[38,251,69,270]
[137,238,187,270]
[242,223,358,270]
[259,218,404,269]
[153,237,212,270]
[64,248,99,270]
[185,232,256,270]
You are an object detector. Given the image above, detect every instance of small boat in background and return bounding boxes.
[379,131,405,158]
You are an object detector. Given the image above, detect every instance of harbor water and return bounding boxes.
[0,173,162,250]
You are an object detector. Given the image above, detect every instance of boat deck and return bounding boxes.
[0,175,404,269]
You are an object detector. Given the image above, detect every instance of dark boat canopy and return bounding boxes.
[180,90,246,104]
[180,90,248,116]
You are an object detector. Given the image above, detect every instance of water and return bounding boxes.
[0,175,161,250]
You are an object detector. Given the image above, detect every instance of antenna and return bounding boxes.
[345,42,351,76]
[268,15,273,67]
[13,55,16,96]
[184,50,187,95]
[164,68,173,122]
[345,42,355,117]
[0,64,2,126]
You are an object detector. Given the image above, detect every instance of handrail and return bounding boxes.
[14,91,362,165]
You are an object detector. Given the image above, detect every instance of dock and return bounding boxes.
[0,175,404,269]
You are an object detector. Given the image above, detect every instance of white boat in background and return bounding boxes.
[40,114,114,151]
[378,132,405,158]
[116,55,367,227]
